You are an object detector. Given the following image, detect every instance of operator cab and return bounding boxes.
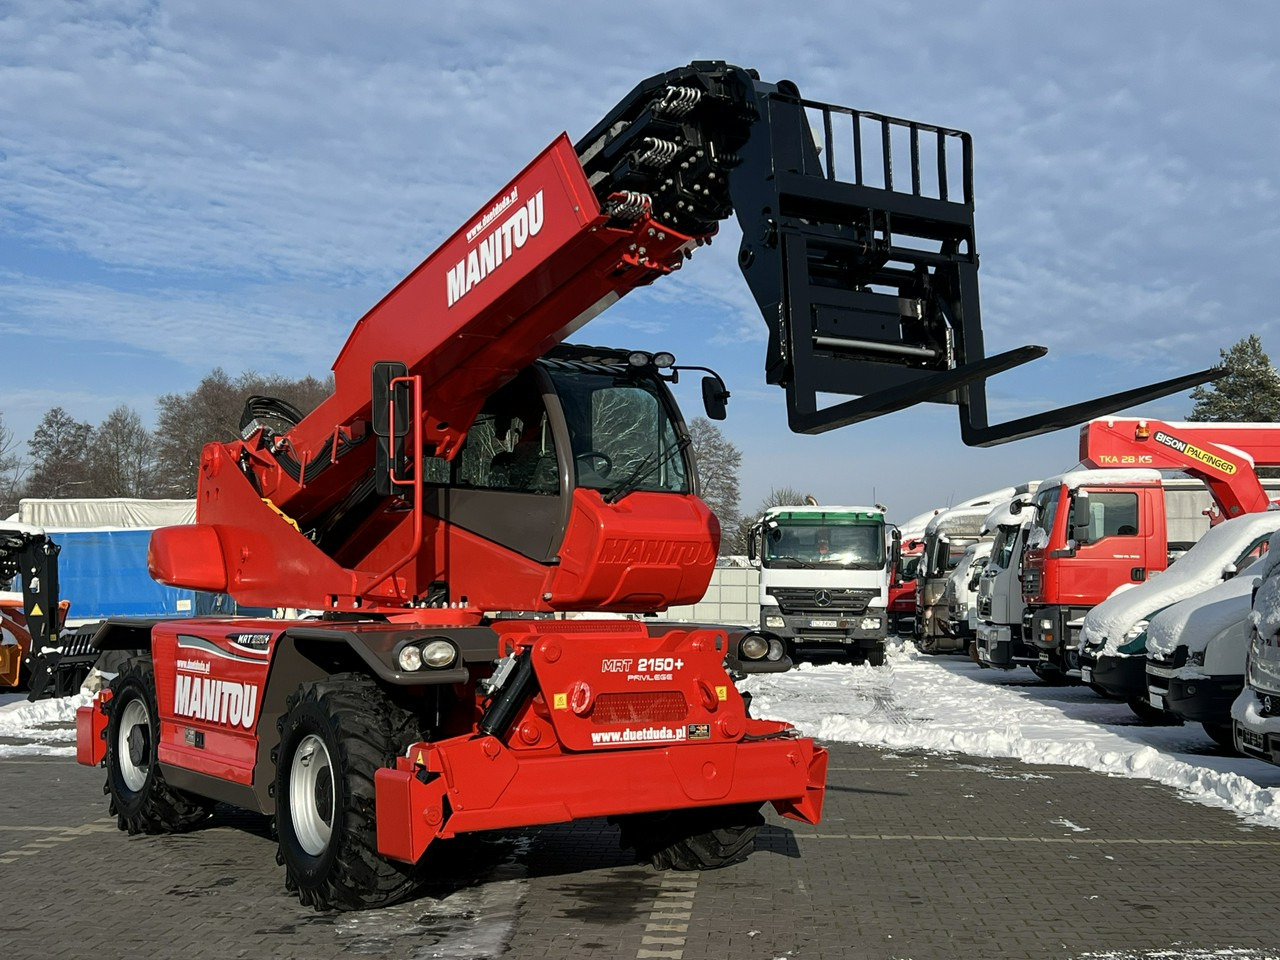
[418,347,701,565]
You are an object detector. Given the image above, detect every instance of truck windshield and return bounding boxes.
[1031,487,1061,546]
[545,368,690,496]
[763,517,885,570]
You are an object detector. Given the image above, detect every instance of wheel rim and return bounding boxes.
[290,734,335,856]
[117,698,150,793]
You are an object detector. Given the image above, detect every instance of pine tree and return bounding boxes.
[1187,335,1280,422]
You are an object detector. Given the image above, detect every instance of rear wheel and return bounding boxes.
[616,802,764,870]
[274,674,421,911]
[105,657,214,834]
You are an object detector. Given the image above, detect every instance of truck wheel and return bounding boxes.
[105,657,214,834]
[866,645,886,667]
[274,674,421,911]
[616,802,764,870]
[1202,722,1237,751]
[1126,696,1182,726]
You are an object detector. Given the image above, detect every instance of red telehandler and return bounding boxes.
[75,62,1218,910]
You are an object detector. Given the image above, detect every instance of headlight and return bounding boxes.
[422,639,458,669]
[397,645,423,671]
[1040,619,1054,631]
[860,617,882,631]
[764,615,785,629]
[1124,620,1150,642]
[1188,651,1206,666]
[766,638,785,661]
[739,634,769,660]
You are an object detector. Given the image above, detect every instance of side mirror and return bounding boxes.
[1223,562,1239,580]
[889,528,901,567]
[747,523,761,562]
[701,375,730,420]
[1071,490,1092,544]
[372,361,410,497]
[1009,497,1025,516]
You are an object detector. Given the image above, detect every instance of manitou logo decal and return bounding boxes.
[1152,430,1238,475]
[598,538,716,565]
[173,674,260,729]
[446,188,544,307]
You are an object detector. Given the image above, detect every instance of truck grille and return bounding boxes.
[767,587,877,615]
[591,692,688,725]
[1021,568,1041,595]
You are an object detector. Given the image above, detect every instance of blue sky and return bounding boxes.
[3,1,1278,523]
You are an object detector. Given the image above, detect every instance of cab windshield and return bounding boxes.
[763,517,885,570]
[545,368,690,496]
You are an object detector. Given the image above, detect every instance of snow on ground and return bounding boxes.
[742,640,1280,830]
[0,691,89,758]
[8,646,1280,830]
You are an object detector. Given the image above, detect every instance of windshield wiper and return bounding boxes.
[769,556,815,568]
[603,436,690,504]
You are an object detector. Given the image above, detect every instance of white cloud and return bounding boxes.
[2,0,1279,516]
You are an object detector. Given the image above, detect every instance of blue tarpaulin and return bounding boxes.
[38,529,197,619]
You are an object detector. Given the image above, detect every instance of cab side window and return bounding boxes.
[454,376,559,494]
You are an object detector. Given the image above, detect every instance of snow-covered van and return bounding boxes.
[943,539,993,652]
[1145,572,1256,747]
[1233,536,1280,762]
[1079,510,1279,720]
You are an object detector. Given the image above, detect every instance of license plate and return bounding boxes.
[1148,692,1163,710]
[1080,666,1093,682]
[1241,727,1265,751]
[809,619,838,629]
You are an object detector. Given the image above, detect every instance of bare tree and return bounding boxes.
[0,413,25,518]
[687,417,742,553]
[153,369,333,496]
[26,407,93,498]
[88,405,157,497]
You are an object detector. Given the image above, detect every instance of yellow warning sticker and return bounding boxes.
[30,603,42,618]
[716,685,728,701]
[553,693,568,710]
[414,750,425,766]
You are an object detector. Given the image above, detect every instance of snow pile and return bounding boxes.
[743,643,1280,828]
[1082,513,1280,655]
[0,692,90,758]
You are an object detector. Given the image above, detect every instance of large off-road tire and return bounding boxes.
[105,657,214,834]
[273,674,421,911]
[616,802,765,871]
[865,644,887,667]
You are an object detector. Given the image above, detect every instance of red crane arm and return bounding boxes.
[1080,418,1280,519]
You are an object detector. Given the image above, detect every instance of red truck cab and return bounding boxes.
[1019,469,1169,681]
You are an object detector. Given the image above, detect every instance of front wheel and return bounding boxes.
[1126,696,1182,726]
[105,657,213,834]
[1202,722,1237,750]
[274,674,421,911]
